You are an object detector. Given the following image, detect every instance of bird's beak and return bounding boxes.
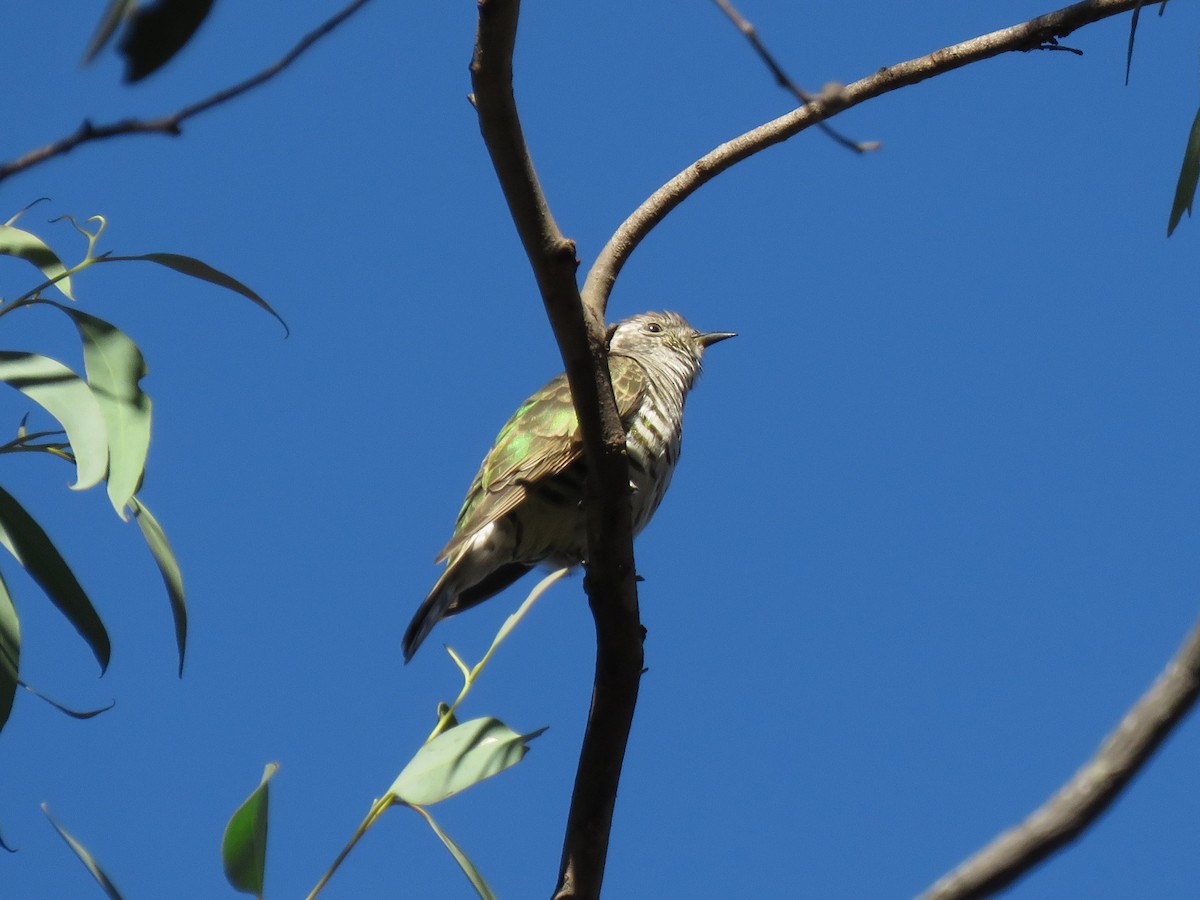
[699,331,737,348]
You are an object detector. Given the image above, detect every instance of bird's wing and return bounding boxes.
[436,357,647,563]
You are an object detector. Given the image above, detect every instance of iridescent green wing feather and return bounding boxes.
[436,357,647,562]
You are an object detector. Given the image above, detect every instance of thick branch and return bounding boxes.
[470,3,644,899]
[582,0,1152,314]
[921,613,1200,900]
[0,0,374,185]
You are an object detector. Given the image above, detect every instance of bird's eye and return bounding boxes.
[646,322,663,334]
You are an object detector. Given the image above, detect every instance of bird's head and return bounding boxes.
[606,311,736,377]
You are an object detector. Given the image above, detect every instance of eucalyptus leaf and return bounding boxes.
[0,351,108,491]
[389,717,546,806]
[1167,103,1200,237]
[42,805,124,900]
[82,0,137,66]
[102,253,288,335]
[222,763,278,899]
[0,486,110,672]
[129,497,186,676]
[0,569,19,733]
[0,224,74,300]
[119,0,216,83]
[19,681,113,719]
[410,804,497,900]
[50,305,151,517]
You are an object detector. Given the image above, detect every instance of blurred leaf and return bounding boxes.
[0,351,108,491]
[0,827,14,853]
[1124,1,1145,85]
[81,0,137,66]
[1167,104,1200,236]
[222,763,278,899]
[409,804,497,900]
[0,569,18,733]
[436,700,459,731]
[42,805,124,900]
[120,0,216,83]
[20,681,113,719]
[128,497,186,677]
[389,717,547,806]
[0,486,110,673]
[50,305,151,517]
[0,224,74,300]
[102,253,288,335]
[4,199,51,228]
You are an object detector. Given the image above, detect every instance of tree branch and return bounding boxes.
[470,3,643,899]
[582,0,1151,315]
[0,0,374,185]
[920,612,1200,900]
[710,0,879,155]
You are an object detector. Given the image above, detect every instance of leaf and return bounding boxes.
[0,352,108,491]
[129,497,186,677]
[119,0,216,83]
[20,681,113,719]
[409,804,498,900]
[102,253,288,335]
[1124,0,1146,85]
[81,0,137,66]
[389,717,547,806]
[42,805,124,900]
[0,569,19,734]
[222,763,278,899]
[1168,104,1200,237]
[50,305,151,517]
[0,486,110,672]
[0,224,74,300]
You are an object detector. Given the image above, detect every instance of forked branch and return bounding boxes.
[583,0,1157,314]
[471,3,644,899]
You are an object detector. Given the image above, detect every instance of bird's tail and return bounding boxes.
[404,559,536,662]
[402,567,458,662]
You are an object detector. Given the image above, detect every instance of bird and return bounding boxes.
[402,310,735,661]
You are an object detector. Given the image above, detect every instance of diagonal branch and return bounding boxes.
[710,0,879,155]
[582,0,1154,315]
[0,0,374,185]
[470,3,644,899]
[920,612,1200,900]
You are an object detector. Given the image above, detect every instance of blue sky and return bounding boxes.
[2,2,1198,897]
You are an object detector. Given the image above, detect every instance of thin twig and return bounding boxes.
[0,0,374,184]
[920,613,1200,900]
[583,0,1153,316]
[710,0,879,154]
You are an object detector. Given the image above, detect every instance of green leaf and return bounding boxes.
[389,717,547,806]
[1124,0,1145,85]
[410,804,497,900]
[0,486,110,672]
[129,497,186,677]
[20,681,113,719]
[1168,104,1200,237]
[222,763,278,899]
[102,253,288,335]
[0,569,19,734]
[42,805,124,900]
[0,224,74,300]
[0,351,108,491]
[81,0,137,66]
[119,0,216,83]
[50,305,151,517]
